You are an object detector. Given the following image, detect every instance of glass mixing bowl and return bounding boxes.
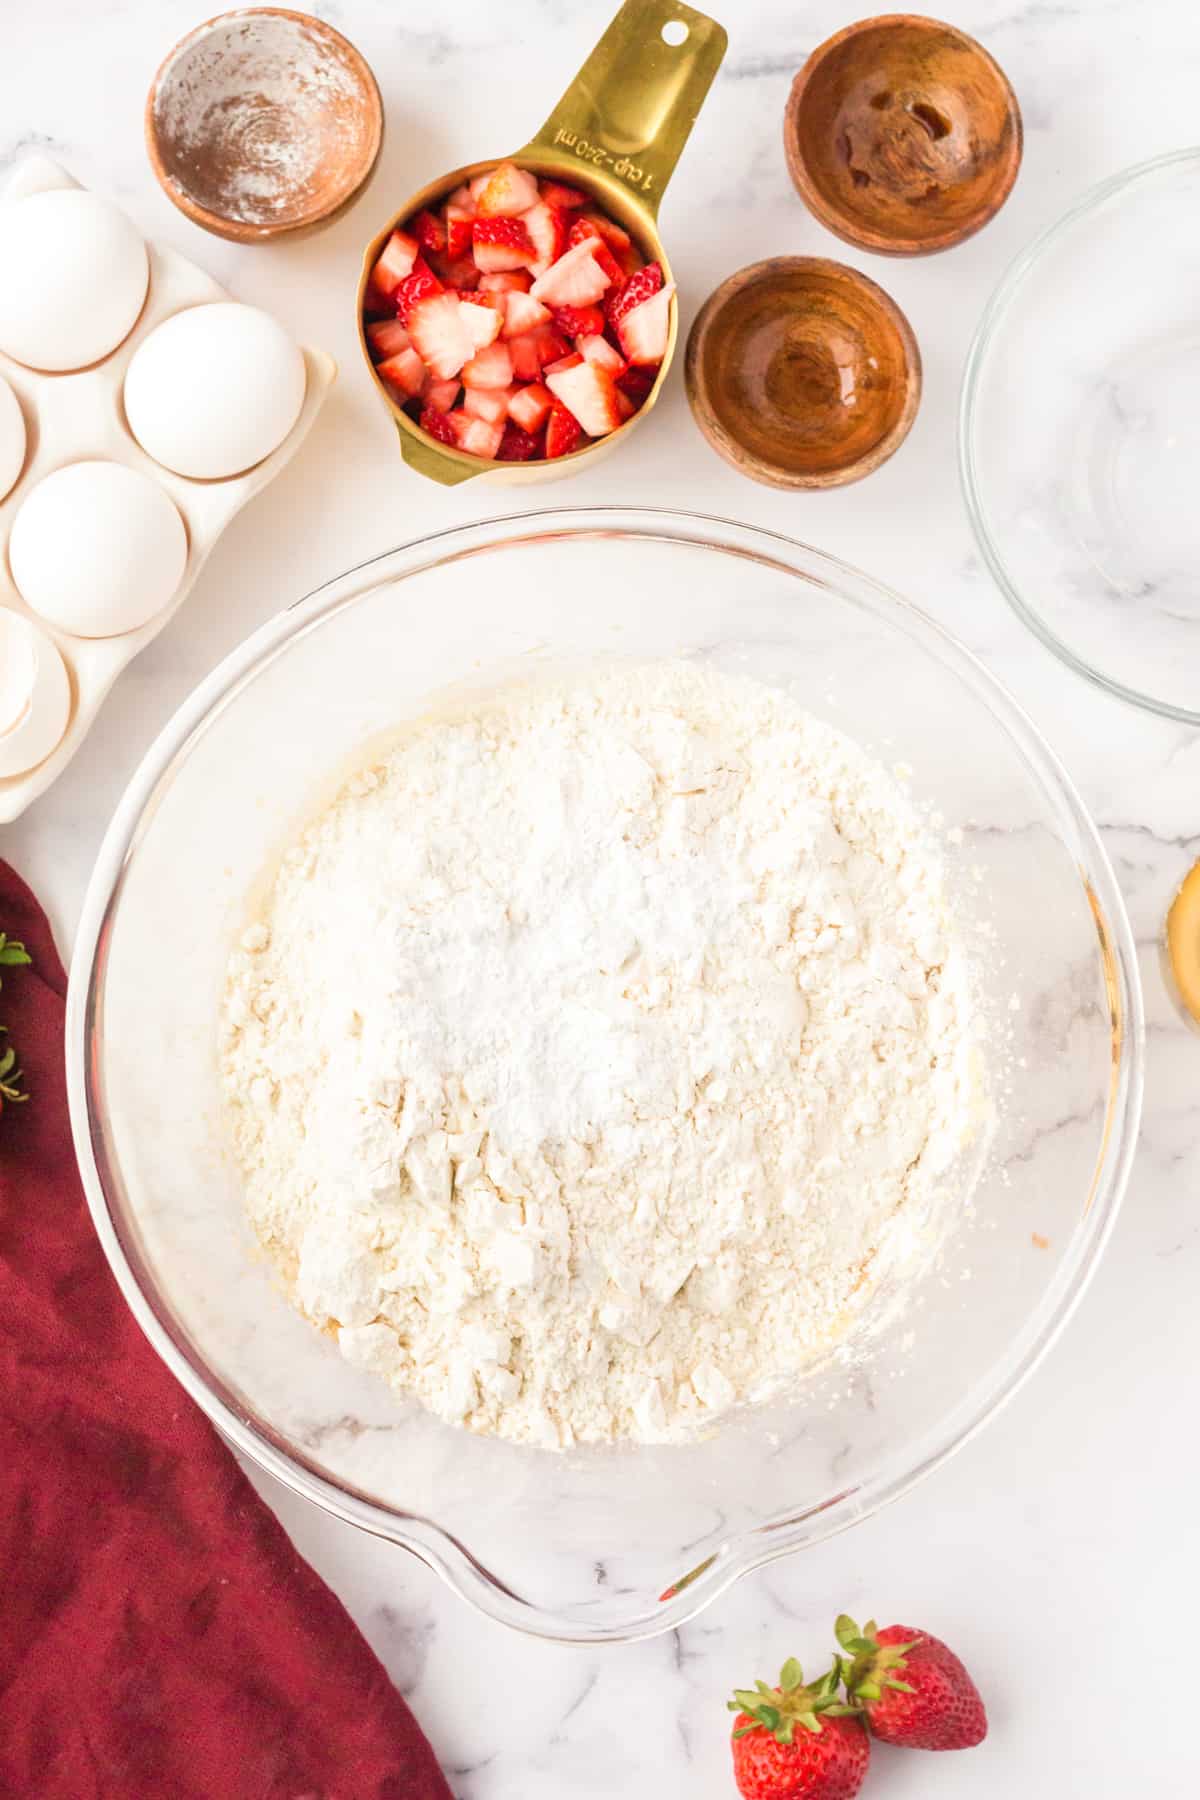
[960,148,1200,722]
[67,509,1143,1643]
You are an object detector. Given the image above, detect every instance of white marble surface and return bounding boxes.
[4,1,1200,1793]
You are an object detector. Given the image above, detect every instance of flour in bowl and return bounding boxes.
[221,661,979,1448]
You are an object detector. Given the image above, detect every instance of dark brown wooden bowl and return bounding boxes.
[784,14,1022,256]
[685,256,921,489]
[147,8,383,244]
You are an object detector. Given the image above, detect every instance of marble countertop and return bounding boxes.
[5,1,1199,1793]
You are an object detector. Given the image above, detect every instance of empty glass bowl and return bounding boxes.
[961,148,1200,722]
[67,509,1142,1643]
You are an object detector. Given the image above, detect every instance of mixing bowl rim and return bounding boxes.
[65,505,1145,1644]
[958,144,1200,725]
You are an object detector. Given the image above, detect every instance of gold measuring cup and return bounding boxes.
[356,0,727,485]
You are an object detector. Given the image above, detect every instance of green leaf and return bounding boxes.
[847,1638,875,1656]
[863,1620,878,1640]
[0,1047,13,1078]
[0,941,30,967]
[834,1615,861,1652]
[798,1712,822,1735]
[732,1725,758,1740]
[732,1690,764,1712]
[857,1682,882,1702]
[885,1679,916,1695]
[779,1658,803,1693]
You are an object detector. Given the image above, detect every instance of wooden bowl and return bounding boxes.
[685,256,921,489]
[784,14,1022,256]
[147,8,383,244]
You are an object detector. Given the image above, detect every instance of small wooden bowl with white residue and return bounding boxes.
[147,8,384,244]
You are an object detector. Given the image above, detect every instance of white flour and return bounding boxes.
[221,662,978,1448]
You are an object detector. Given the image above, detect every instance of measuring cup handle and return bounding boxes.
[525,0,727,220]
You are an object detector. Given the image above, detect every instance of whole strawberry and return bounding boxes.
[729,1659,870,1799]
[836,1615,987,1751]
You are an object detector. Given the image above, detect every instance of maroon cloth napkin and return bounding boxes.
[0,861,452,1800]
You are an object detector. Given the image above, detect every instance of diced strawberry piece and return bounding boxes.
[463,384,513,423]
[366,317,412,359]
[459,296,503,352]
[444,204,476,260]
[370,229,419,301]
[615,362,658,404]
[448,183,477,213]
[592,240,626,290]
[425,377,461,413]
[413,209,447,254]
[394,260,443,326]
[539,179,589,212]
[419,405,459,447]
[530,239,613,307]
[614,388,636,421]
[550,303,605,339]
[508,325,569,382]
[377,345,427,399]
[449,409,504,459]
[461,339,514,389]
[544,401,584,459]
[477,161,541,217]
[480,270,532,295]
[570,212,632,253]
[408,291,474,379]
[462,288,504,309]
[426,249,480,290]
[496,422,541,461]
[616,282,674,366]
[543,351,584,376]
[502,290,551,338]
[578,333,625,375]
[468,173,492,204]
[545,359,623,436]
[607,260,663,329]
[472,217,535,272]
[521,200,567,276]
[507,382,553,433]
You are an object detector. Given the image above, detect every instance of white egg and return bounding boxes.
[0,611,71,777]
[0,374,26,501]
[0,189,149,372]
[124,303,306,479]
[9,462,188,638]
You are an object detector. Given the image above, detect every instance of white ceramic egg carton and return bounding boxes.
[0,157,336,823]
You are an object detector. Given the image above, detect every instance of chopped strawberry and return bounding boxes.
[461,288,504,309]
[590,239,626,290]
[448,409,504,459]
[408,290,474,379]
[426,249,481,290]
[369,228,419,301]
[463,384,512,423]
[521,200,568,275]
[544,401,584,459]
[570,211,634,258]
[468,172,493,205]
[413,209,447,254]
[551,303,606,338]
[502,290,552,338]
[578,333,625,375]
[545,359,622,435]
[377,345,426,399]
[477,161,541,217]
[461,339,514,389]
[614,388,636,421]
[479,269,532,295]
[507,381,553,433]
[508,325,570,381]
[496,422,542,461]
[444,204,476,260]
[418,405,458,447]
[448,184,477,212]
[460,296,503,352]
[616,281,674,365]
[394,261,443,326]
[616,362,658,403]
[607,260,663,329]
[366,317,412,359]
[543,351,584,376]
[424,377,461,413]
[530,239,613,306]
[472,216,535,272]
[539,179,589,211]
